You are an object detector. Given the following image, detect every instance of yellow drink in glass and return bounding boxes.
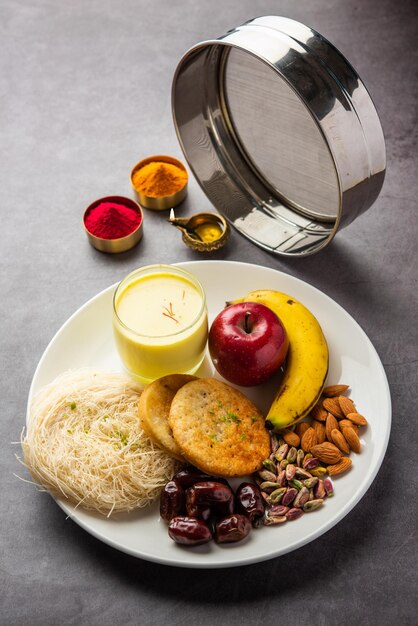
[113,265,208,382]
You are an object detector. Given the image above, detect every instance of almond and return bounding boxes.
[325,413,339,442]
[327,457,352,476]
[281,429,300,448]
[338,396,357,417]
[339,419,359,434]
[310,442,342,464]
[342,426,361,453]
[301,427,318,453]
[322,384,350,397]
[331,428,350,455]
[312,420,326,444]
[295,421,310,438]
[322,397,345,419]
[346,412,368,427]
[310,404,327,422]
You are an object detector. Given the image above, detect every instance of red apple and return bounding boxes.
[208,302,289,386]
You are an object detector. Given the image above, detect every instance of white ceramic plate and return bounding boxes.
[27,261,391,568]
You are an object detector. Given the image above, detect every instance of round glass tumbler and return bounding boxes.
[113,265,208,383]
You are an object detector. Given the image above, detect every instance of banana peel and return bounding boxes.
[230,289,329,431]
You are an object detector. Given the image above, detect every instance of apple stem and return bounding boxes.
[244,311,252,334]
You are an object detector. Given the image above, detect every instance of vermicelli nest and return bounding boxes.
[21,369,180,516]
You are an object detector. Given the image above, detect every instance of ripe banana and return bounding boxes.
[231,289,329,430]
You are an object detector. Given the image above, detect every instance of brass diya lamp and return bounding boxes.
[169,209,230,252]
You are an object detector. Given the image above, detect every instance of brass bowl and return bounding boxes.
[130,155,188,211]
[83,196,144,254]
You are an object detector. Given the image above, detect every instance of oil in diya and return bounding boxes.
[169,210,230,252]
[113,265,208,382]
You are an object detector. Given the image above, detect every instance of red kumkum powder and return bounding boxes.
[85,201,142,239]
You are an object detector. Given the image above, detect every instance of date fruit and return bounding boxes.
[160,480,184,522]
[185,491,211,522]
[186,481,234,519]
[235,482,265,527]
[173,467,214,489]
[214,514,252,544]
[168,516,212,546]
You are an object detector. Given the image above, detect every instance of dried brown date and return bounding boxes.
[173,467,212,489]
[235,482,265,527]
[214,514,252,544]
[186,481,234,519]
[173,467,230,489]
[160,480,184,522]
[168,516,212,546]
[185,489,211,521]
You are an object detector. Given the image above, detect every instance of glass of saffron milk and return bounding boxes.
[113,265,208,382]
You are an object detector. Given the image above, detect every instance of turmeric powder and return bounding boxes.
[132,161,188,197]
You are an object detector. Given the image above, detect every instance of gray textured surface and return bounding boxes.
[1,1,417,624]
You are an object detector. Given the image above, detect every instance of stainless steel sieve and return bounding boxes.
[172,16,386,256]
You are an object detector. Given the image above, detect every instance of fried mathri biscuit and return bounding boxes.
[168,378,270,476]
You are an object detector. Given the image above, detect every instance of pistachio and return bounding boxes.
[309,488,315,501]
[260,481,281,492]
[288,479,304,491]
[274,443,289,462]
[285,463,296,481]
[277,470,287,487]
[303,498,324,512]
[267,487,287,504]
[269,504,289,517]
[310,466,328,477]
[323,477,334,497]
[295,467,313,480]
[263,513,287,525]
[262,459,277,474]
[314,479,326,499]
[286,446,297,463]
[270,433,280,454]
[286,507,304,521]
[303,477,319,489]
[281,487,298,507]
[258,470,277,482]
[279,459,289,471]
[293,486,310,508]
[303,456,320,470]
[296,449,305,467]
